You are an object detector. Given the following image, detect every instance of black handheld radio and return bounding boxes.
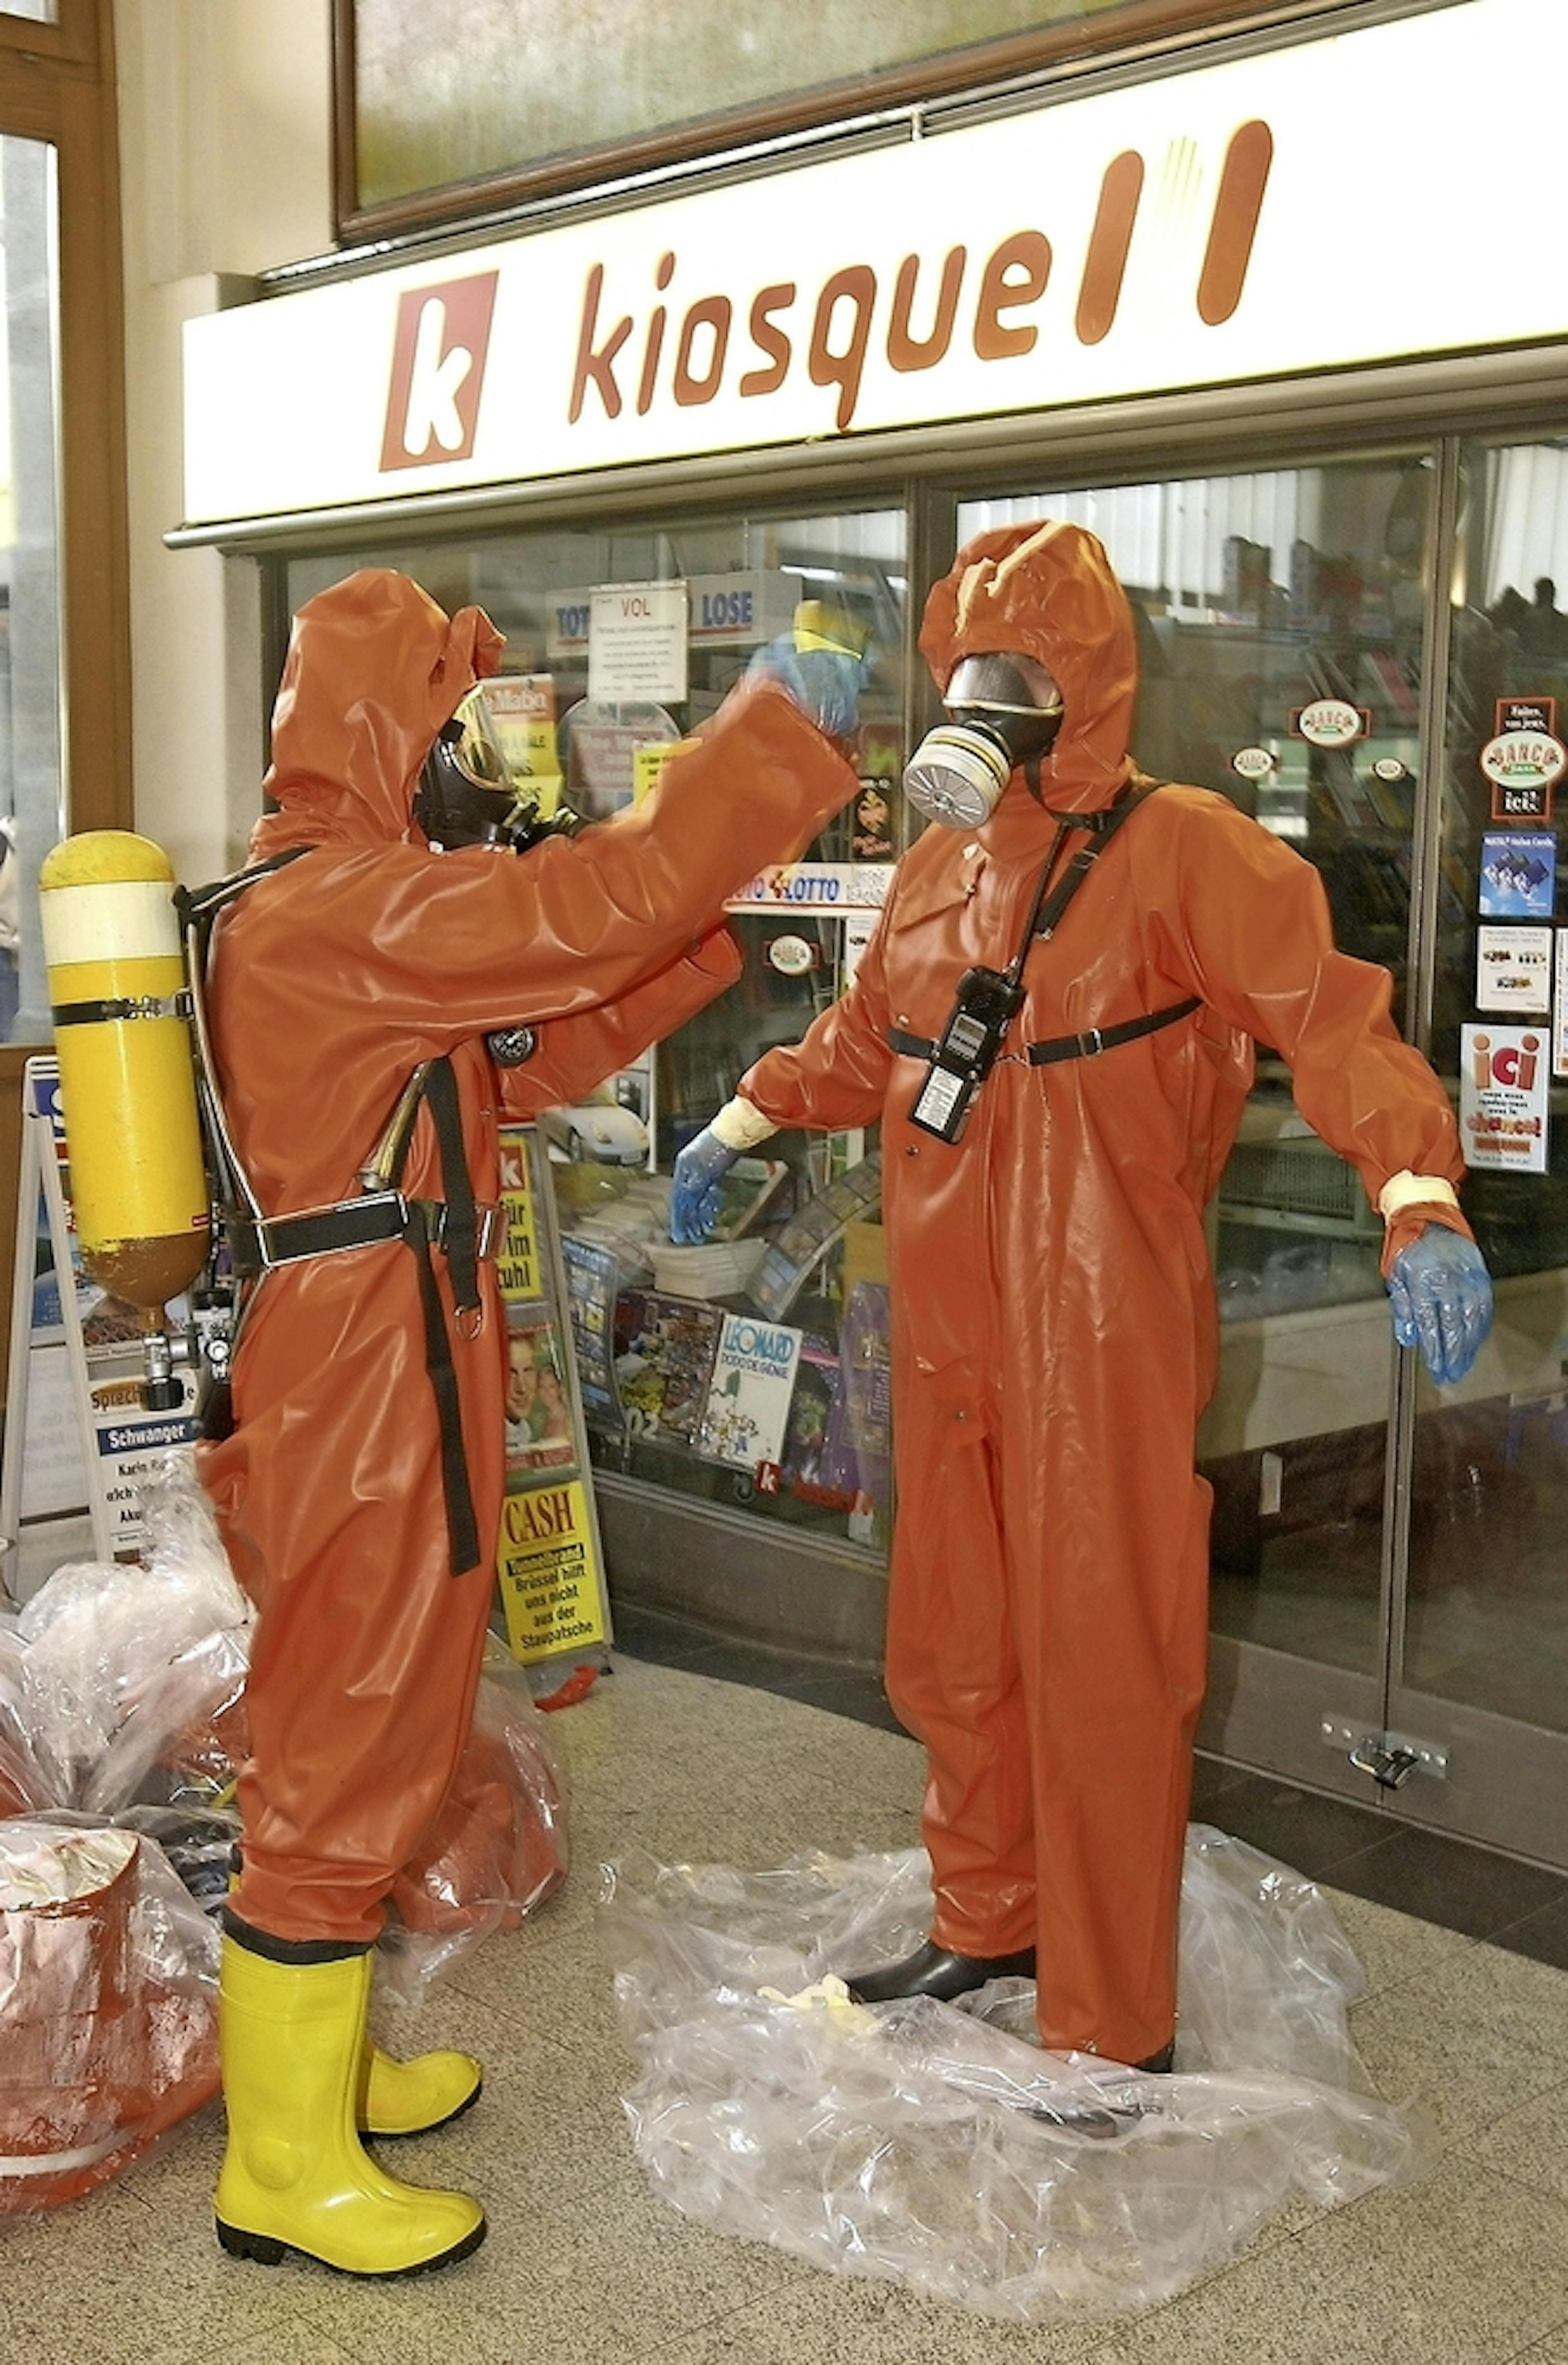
[908,966,1024,1142]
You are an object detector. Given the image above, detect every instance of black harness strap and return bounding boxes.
[1025,997,1201,1064]
[53,991,193,1027]
[176,846,310,933]
[887,779,1200,1075]
[889,996,1201,1068]
[405,1200,482,1579]
[1029,778,1160,941]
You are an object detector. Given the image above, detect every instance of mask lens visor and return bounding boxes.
[445,686,510,789]
[943,652,1061,720]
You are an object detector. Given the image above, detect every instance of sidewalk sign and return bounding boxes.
[0,1056,197,1598]
[493,1123,613,1669]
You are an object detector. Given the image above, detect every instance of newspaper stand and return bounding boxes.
[492,1122,613,1674]
[0,1056,197,1599]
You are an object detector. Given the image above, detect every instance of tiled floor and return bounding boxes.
[9,1630,1568,2365]
[612,1599,1568,1970]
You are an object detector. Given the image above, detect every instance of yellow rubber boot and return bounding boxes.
[214,1939,486,2275]
[359,2041,483,2139]
[225,1866,479,2140]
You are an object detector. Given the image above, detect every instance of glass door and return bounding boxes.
[960,465,1427,1613]
[961,447,1568,1866]
[1379,436,1568,1862]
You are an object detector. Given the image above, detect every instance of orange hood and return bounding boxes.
[918,521,1137,814]
[249,570,505,860]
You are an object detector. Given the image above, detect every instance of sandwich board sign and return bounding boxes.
[0,1056,197,1598]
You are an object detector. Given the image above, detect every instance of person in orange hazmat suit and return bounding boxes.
[672,521,1492,2075]
[195,567,864,2276]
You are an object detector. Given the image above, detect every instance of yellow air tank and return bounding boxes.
[40,832,210,1310]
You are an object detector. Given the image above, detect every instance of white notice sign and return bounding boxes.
[588,582,688,705]
[1476,924,1553,1014]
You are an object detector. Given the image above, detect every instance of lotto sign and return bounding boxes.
[1460,1023,1550,1174]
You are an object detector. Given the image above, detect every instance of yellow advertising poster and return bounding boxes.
[632,738,696,804]
[481,674,562,813]
[496,1479,607,1662]
[496,1131,542,1305]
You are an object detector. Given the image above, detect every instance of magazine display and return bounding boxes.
[780,1307,849,1508]
[750,1153,883,1322]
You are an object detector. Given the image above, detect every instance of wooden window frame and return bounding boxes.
[0,0,131,1387]
[333,0,1351,242]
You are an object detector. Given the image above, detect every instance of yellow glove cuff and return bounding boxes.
[711,1096,779,1151]
[1377,1170,1459,1222]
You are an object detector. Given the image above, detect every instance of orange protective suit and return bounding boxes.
[198,570,855,1950]
[739,523,1472,2065]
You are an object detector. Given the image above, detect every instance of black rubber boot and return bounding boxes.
[844,1937,1037,2005]
[1134,2040,1176,2075]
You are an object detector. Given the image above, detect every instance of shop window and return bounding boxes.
[0,0,131,1402]
[336,0,1301,236]
[0,136,62,1044]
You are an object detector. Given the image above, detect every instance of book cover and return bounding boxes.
[697,1312,804,1470]
[614,1290,724,1446]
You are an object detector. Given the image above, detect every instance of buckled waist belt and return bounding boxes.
[888,995,1200,1070]
[227,1192,506,1278]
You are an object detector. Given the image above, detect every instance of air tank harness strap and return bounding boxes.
[176,853,487,1579]
[386,1055,483,1580]
[224,1060,489,1578]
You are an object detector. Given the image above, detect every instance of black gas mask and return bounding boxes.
[413,685,582,854]
[903,652,1065,829]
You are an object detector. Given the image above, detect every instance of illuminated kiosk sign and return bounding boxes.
[181,0,1568,530]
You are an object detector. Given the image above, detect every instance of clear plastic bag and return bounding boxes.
[0,1621,51,1817]
[12,1452,251,1808]
[377,1645,570,2004]
[0,1817,218,2211]
[599,1828,1417,2322]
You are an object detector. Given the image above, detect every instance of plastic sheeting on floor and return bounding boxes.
[0,1453,570,2006]
[599,1830,1418,2322]
[0,1818,219,2209]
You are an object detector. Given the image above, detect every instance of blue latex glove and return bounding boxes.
[1386,1224,1494,1386]
[670,1125,742,1243]
[745,637,871,739]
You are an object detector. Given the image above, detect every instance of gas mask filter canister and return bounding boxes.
[902,722,1014,830]
[903,652,1064,829]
